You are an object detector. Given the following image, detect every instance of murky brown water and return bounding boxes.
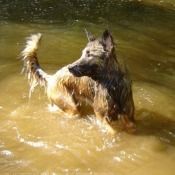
[0,0,175,174]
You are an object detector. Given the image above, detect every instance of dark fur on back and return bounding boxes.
[21,29,135,135]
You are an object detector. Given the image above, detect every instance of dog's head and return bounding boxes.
[68,29,115,81]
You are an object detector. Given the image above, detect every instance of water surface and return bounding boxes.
[0,0,175,174]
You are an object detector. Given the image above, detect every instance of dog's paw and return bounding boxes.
[125,122,137,134]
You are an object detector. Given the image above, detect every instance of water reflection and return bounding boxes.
[0,0,175,174]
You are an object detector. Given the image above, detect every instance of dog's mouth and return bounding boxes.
[68,65,85,77]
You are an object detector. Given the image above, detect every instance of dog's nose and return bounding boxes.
[68,64,77,72]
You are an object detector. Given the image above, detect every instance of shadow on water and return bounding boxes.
[73,101,175,149]
[134,108,175,148]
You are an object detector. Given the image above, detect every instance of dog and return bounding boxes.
[21,29,135,135]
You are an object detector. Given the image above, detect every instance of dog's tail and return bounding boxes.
[21,33,50,98]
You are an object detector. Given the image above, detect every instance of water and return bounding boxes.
[0,0,175,174]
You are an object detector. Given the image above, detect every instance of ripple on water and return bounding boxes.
[1,150,13,156]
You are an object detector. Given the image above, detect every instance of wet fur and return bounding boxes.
[21,30,135,135]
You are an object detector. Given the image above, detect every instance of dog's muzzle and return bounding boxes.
[68,64,82,77]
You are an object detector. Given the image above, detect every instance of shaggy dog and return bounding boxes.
[21,29,135,135]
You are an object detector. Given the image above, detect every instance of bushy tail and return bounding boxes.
[21,33,50,98]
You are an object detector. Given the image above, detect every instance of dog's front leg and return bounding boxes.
[94,109,116,136]
[93,89,116,136]
[122,114,136,133]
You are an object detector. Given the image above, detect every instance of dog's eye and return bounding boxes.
[86,50,91,57]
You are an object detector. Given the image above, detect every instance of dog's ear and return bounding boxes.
[85,29,95,42]
[102,29,114,51]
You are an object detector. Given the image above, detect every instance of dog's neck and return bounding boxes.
[100,58,121,90]
[98,52,132,113]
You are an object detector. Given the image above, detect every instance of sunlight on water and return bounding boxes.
[0,0,175,174]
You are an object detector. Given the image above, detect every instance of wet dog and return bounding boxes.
[21,29,135,135]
